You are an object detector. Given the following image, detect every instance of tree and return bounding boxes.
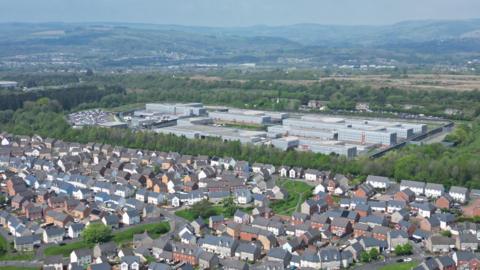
[402,243,413,255]
[360,251,371,263]
[221,196,237,217]
[394,243,413,256]
[440,230,452,238]
[82,223,112,244]
[190,200,217,219]
[369,248,379,261]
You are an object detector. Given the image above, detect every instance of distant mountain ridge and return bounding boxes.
[1,19,480,68]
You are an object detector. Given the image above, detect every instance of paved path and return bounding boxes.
[0,261,42,268]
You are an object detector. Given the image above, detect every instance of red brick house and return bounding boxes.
[172,243,199,266]
[330,217,352,237]
[394,189,415,202]
[354,183,375,198]
[436,194,454,210]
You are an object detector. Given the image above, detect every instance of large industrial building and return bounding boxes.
[298,139,358,158]
[280,116,426,146]
[208,111,271,125]
[270,136,357,158]
[154,124,267,144]
[145,103,206,117]
[0,81,18,89]
[139,103,431,158]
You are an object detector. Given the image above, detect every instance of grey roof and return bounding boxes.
[209,215,224,222]
[121,255,140,265]
[44,226,65,237]
[14,234,40,245]
[454,251,477,261]
[319,247,341,262]
[73,248,91,257]
[449,186,468,194]
[90,263,111,270]
[44,255,64,265]
[69,223,85,232]
[425,183,444,191]
[331,217,350,228]
[366,175,390,183]
[236,242,260,254]
[389,230,408,238]
[267,247,290,260]
[400,180,425,188]
[301,250,320,262]
[429,235,455,245]
[200,235,237,248]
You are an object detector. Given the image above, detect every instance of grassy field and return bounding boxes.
[44,221,170,257]
[379,261,417,270]
[270,179,313,215]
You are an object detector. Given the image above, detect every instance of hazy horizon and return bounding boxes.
[1,0,480,27]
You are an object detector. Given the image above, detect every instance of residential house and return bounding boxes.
[235,242,261,262]
[366,175,391,189]
[387,230,409,250]
[394,188,416,203]
[198,251,219,270]
[330,217,353,237]
[68,223,85,239]
[449,186,469,204]
[452,251,480,270]
[426,235,455,253]
[122,210,140,225]
[43,226,64,243]
[354,183,375,198]
[172,243,200,266]
[14,234,41,251]
[424,183,445,198]
[200,235,238,258]
[319,248,342,270]
[93,242,118,260]
[267,248,292,267]
[44,255,64,270]
[456,233,478,251]
[436,194,454,210]
[400,180,425,196]
[70,249,93,266]
[120,256,141,270]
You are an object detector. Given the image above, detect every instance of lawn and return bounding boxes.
[175,205,224,222]
[112,222,170,244]
[44,221,170,257]
[379,261,417,270]
[270,179,313,215]
[43,240,91,257]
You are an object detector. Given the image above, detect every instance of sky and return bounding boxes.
[1,0,480,27]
